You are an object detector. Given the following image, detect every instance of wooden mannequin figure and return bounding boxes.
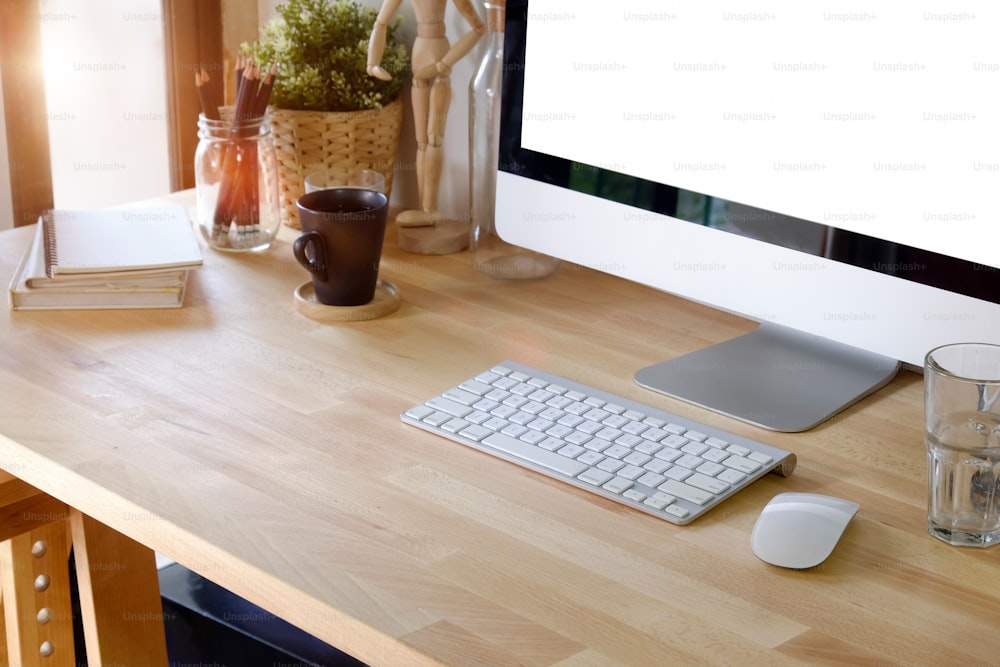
[368,0,484,254]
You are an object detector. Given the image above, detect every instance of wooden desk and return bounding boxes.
[1,190,998,665]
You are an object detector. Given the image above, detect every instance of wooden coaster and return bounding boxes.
[396,220,469,255]
[294,280,400,322]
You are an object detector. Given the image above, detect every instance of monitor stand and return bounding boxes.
[634,323,900,432]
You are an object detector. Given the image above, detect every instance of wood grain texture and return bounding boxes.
[0,190,999,665]
[0,520,75,666]
[69,511,169,667]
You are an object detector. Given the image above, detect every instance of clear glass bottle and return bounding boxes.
[469,0,558,279]
[194,113,280,252]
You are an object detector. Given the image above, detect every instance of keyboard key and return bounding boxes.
[644,494,671,510]
[493,377,518,390]
[643,458,670,474]
[459,380,494,396]
[675,454,704,470]
[424,411,451,427]
[595,426,624,442]
[654,448,682,463]
[723,455,763,474]
[618,465,645,480]
[481,417,508,431]
[696,461,725,477]
[557,414,585,428]
[442,418,469,433]
[501,424,528,438]
[546,395,573,409]
[614,434,643,448]
[685,473,730,495]
[604,444,631,459]
[658,479,714,505]
[482,432,589,477]
[520,430,546,445]
[503,395,529,409]
[527,418,555,432]
[545,424,574,439]
[661,434,688,448]
[521,401,547,415]
[577,450,605,466]
[603,476,634,494]
[640,427,667,442]
[465,410,491,424]
[664,466,693,482]
[443,388,481,405]
[510,383,535,396]
[622,421,649,436]
[578,468,615,487]
[681,442,709,457]
[623,489,647,503]
[597,458,626,473]
[664,504,690,519]
[623,452,651,467]
[557,444,586,459]
[603,415,629,429]
[460,424,492,441]
[538,407,565,421]
[634,440,662,456]
[637,471,666,488]
[749,451,774,465]
[538,437,564,451]
[405,405,435,420]
[582,437,610,452]
[426,396,473,418]
[718,468,748,485]
[702,448,729,464]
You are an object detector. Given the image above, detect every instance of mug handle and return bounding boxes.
[293,231,327,281]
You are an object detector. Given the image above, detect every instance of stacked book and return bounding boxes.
[8,205,203,310]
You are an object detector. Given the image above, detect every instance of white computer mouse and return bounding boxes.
[751,492,859,569]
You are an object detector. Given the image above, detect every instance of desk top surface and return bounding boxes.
[1,192,998,666]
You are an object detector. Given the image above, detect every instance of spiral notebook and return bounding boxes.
[8,205,203,310]
[32,206,202,282]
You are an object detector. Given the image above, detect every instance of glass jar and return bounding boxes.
[194,113,280,252]
[468,0,558,280]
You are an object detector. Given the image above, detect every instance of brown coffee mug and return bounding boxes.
[294,188,389,306]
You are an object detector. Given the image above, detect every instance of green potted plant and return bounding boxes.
[244,0,409,227]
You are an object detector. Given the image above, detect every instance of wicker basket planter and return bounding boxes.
[270,97,403,228]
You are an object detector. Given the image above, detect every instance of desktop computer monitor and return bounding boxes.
[495,1,1000,431]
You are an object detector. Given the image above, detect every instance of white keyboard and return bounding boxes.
[402,361,797,525]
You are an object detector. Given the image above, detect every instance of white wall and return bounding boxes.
[257,0,486,221]
[39,0,170,210]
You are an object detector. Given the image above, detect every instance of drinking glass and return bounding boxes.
[925,342,1000,547]
[303,168,385,194]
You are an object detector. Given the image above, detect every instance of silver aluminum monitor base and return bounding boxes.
[634,323,900,432]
